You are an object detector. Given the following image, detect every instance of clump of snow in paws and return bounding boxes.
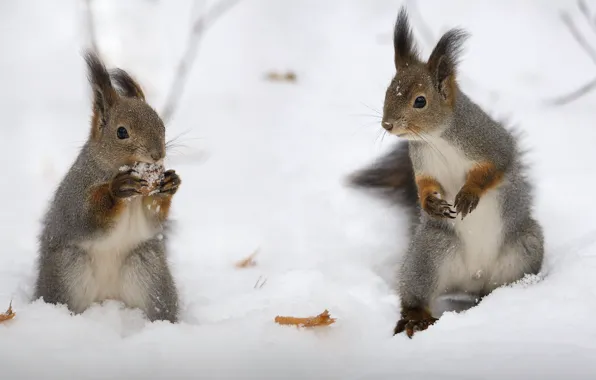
[120,162,165,195]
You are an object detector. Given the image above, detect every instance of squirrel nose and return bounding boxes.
[382,121,393,131]
[150,151,163,161]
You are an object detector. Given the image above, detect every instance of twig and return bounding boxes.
[160,0,243,123]
[254,275,267,289]
[83,0,99,54]
[405,0,435,47]
[560,9,596,66]
[546,5,596,106]
[405,0,495,99]
[578,0,596,34]
[544,77,596,105]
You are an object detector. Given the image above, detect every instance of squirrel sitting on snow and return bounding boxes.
[350,8,544,338]
[34,52,181,322]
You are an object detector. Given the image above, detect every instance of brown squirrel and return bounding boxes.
[33,51,181,322]
[350,7,544,338]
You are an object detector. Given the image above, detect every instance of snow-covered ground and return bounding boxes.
[2,0,596,378]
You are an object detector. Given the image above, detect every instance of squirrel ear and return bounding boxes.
[393,7,420,69]
[110,68,146,101]
[83,51,118,139]
[426,28,468,102]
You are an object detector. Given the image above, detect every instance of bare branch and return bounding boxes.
[83,0,99,54]
[544,77,596,106]
[560,9,596,66]
[405,0,434,47]
[253,275,267,289]
[160,0,243,123]
[546,6,596,105]
[405,0,497,100]
[578,0,596,32]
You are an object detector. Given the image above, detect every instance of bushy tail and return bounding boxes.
[347,141,419,232]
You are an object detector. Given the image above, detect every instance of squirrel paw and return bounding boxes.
[454,187,480,219]
[394,316,437,338]
[159,170,181,195]
[110,170,148,198]
[423,194,456,219]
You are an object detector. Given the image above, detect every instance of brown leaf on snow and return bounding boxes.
[264,71,297,83]
[0,301,15,323]
[275,309,336,328]
[235,250,258,268]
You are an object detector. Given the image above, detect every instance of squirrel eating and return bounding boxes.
[120,162,166,196]
[33,51,182,323]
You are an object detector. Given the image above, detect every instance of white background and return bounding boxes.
[1,0,595,378]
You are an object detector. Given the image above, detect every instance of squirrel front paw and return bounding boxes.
[158,170,181,195]
[454,186,480,219]
[110,170,148,198]
[422,193,456,219]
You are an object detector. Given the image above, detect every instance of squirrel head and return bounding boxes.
[83,51,166,171]
[382,7,468,139]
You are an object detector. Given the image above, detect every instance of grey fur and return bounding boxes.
[393,7,420,67]
[398,218,454,309]
[33,52,179,322]
[352,8,544,325]
[400,128,545,311]
[401,36,544,316]
[427,28,469,94]
[110,68,146,100]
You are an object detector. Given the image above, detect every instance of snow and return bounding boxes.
[121,162,166,195]
[2,0,596,378]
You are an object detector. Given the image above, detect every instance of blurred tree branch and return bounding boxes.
[161,0,243,123]
[404,0,499,102]
[546,0,596,106]
[82,0,242,123]
[546,78,596,105]
[84,0,99,54]
[405,0,434,47]
[560,5,596,65]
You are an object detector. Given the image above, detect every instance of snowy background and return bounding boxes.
[2,0,596,378]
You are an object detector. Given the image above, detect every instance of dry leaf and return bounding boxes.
[264,71,297,83]
[275,309,336,328]
[0,301,15,323]
[236,250,258,268]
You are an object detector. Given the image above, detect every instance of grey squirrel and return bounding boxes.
[349,7,544,338]
[33,51,181,322]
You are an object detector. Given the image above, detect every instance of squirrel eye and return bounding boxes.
[413,96,427,109]
[117,126,129,139]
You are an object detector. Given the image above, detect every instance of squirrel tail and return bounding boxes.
[347,141,419,230]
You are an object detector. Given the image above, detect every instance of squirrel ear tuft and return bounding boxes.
[83,50,118,138]
[426,28,469,101]
[393,6,420,69]
[110,68,146,101]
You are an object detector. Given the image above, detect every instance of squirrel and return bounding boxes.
[350,7,544,338]
[33,51,181,323]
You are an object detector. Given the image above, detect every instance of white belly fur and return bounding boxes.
[72,197,160,312]
[419,137,504,295]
